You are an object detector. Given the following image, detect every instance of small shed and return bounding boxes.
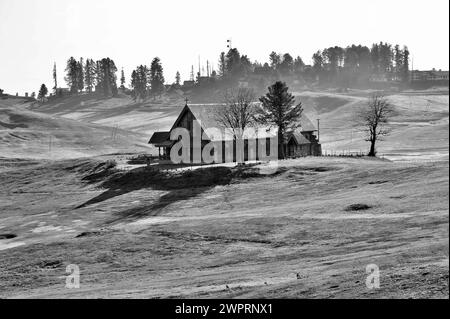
[148,131,173,159]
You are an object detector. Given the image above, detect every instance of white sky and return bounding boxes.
[0,0,448,95]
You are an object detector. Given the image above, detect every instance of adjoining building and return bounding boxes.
[149,103,321,163]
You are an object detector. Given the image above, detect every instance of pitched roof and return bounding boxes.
[148,131,171,145]
[288,132,311,145]
[169,104,317,141]
[298,115,317,132]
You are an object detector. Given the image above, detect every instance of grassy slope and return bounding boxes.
[20,89,449,161]
[33,93,183,135]
[296,90,449,160]
[0,157,447,298]
[0,89,448,298]
[0,98,150,159]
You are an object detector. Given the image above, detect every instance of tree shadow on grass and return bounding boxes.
[77,165,235,223]
[106,187,211,224]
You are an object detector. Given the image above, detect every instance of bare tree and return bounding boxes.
[358,93,393,157]
[215,88,257,163]
[215,88,257,139]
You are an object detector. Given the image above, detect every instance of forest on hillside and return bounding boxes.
[22,42,418,103]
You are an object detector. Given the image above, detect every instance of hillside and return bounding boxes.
[20,89,448,161]
[32,93,184,135]
[0,97,150,159]
[0,156,447,298]
[295,89,449,161]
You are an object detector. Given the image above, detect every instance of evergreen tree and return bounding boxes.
[293,56,305,74]
[225,48,242,77]
[95,60,102,92]
[378,42,393,75]
[269,51,281,69]
[84,59,95,93]
[76,58,84,92]
[38,84,48,102]
[218,52,226,77]
[96,58,118,97]
[370,43,380,74]
[279,53,294,75]
[65,57,78,93]
[150,57,165,97]
[131,65,149,101]
[257,81,303,159]
[402,46,410,83]
[394,44,403,79]
[312,50,324,81]
[240,55,252,76]
[53,62,58,94]
[120,68,126,89]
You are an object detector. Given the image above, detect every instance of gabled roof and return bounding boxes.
[169,104,317,141]
[149,131,172,146]
[288,132,311,145]
[298,115,317,132]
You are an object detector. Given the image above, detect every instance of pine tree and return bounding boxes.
[65,57,78,93]
[84,59,95,93]
[257,81,303,159]
[53,62,58,94]
[402,46,410,83]
[293,56,305,74]
[394,44,403,80]
[150,57,165,98]
[76,58,84,92]
[269,51,281,69]
[38,84,48,102]
[225,48,241,76]
[131,65,149,101]
[279,53,294,75]
[218,52,226,77]
[312,50,324,82]
[120,68,126,89]
[96,58,118,97]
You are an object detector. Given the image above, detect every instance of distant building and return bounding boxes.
[370,73,390,82]
[411,69,449,81]
[149,103,321,163]
[182,80,195,88]
[197,76,213,85]
[55,87,70,96]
